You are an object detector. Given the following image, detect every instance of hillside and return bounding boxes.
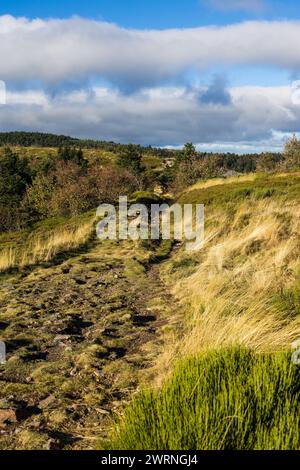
[103,171,300,450]
[0,170,300,449]
[0,132,176,158]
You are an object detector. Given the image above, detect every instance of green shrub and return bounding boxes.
[102,348,300,450]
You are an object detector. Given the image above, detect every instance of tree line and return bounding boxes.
[0,132,175,157]
[0,134,299,233]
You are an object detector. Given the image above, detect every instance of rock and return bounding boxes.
[53,334,71,343]
[0,409,17,428]
[38,395,56,410]
[7,355,19,362]
[95,408,110,415]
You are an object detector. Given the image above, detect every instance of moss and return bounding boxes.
[124,258,146,280]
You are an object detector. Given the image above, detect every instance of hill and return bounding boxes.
[0,171,300,449]
[102,171,300,450]
[0,131,175,158]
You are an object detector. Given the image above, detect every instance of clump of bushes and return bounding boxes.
[0,146,140,231]
[0,148,32,231]
[27,162,139,218]
[284,134,300,169]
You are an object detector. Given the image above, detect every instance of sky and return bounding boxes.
[1,1,300,152]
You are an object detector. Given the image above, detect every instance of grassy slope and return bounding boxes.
[0,211,96,273]
[1,170,300,450]
[0,146,165,171]
[103,171,300,450]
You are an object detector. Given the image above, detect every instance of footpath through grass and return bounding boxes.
[102,348,300,450]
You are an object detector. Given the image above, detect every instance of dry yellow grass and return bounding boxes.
[160,197,300,368]
[185,173,257,193]
[184,171,300,194]
[0,248,17,272]
[0,219,94,272]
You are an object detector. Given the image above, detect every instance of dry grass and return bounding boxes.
[160,194,300,370]
[185,171,300,194]
[185,173,257,193]
[0,219,95,272]
[0,248,17,272]
[101,173,300,451]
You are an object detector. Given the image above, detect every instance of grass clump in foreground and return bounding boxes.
[102,348,300,450]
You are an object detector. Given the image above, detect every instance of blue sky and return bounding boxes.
[1,1,300,151]
[1,0,300,28]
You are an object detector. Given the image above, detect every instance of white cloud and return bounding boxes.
[1,14,300,151]
[0,15,300,88]
[1,83,299,152]
[6,90,48,106]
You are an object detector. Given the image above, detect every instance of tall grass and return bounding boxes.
[0,218,95,272]
[103,174,300,451]
[160,193,300,366]
[0,248,16,272]
[103,348,300,450]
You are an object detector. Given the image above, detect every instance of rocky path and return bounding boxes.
[0,239,174,449]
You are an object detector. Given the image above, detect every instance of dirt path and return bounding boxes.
[0,239,175,449]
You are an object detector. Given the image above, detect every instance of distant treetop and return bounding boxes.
[0,131,175,158]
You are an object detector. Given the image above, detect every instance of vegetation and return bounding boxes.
[0,212,95,273]
[0,131,176,157]
[103,348,300,450]
[0,148,32,231]
[284,134,300,169]
[101,170,300,451]
[0,133,300,450]
[129,191,164,206]
[117,144,142,175]
[0,133,294,234]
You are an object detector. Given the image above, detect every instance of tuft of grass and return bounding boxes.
[102,348,300,450]
[275,277,300,318]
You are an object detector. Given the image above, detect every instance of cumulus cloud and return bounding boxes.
[1,14,299,151]
[0,15,300,89]
[0,83,299,152]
